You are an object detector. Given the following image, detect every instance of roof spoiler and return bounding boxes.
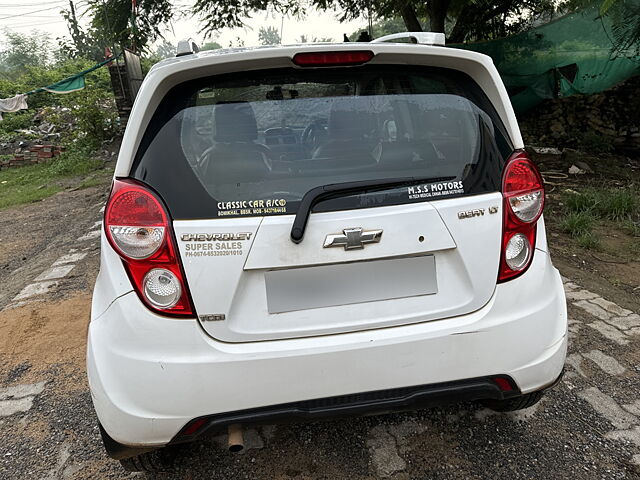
[176,39,200,57]
[372,32,445,46]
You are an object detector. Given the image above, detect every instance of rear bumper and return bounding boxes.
[87,247,567,452]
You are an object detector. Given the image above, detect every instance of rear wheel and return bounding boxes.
[119,448,175,473]
[482,390,544,412]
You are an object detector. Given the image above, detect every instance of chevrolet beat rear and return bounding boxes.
[88,37,567,472]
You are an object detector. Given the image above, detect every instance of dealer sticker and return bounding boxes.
[216,199,287,217]
[407,181,464,200]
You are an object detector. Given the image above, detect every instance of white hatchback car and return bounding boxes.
[88,35,567,472]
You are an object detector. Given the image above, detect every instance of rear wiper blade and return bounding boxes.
[290,176,456,243]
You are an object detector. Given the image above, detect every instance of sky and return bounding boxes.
[0,0,368,50]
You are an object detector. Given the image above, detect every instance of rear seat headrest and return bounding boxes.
[328,100,376,140]
[213,102,258,142]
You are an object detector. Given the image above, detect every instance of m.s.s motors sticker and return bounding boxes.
[408,181,464,200]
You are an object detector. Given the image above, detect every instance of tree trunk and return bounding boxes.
[427,0,450,33]
[448,4,473,43]
[397,1,423,32]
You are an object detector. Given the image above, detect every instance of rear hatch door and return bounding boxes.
[132,62,512,342]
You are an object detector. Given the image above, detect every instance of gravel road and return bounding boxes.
[1,182,639,480]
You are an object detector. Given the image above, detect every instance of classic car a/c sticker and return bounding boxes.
[217,199,287,217]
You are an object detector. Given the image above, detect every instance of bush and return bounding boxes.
[69,89,119,142]
[0,111,32,138]
[45,138,103,176]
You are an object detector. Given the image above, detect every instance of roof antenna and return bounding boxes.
[343,33,350,42]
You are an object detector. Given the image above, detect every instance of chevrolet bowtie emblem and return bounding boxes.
[323,227,383,250]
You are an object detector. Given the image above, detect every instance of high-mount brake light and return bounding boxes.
[292,51,374,67]
[498,151,545,282]
[104,179,194,317]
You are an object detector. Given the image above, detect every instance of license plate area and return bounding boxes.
[265,255,437,314]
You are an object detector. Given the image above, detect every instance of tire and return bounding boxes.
[119,448,175,473]
[482,390,544,412]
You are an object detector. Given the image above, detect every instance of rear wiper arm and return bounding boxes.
[290,176,456,243]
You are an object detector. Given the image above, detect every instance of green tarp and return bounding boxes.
[451,4,640,113]
[27,54,120,96]
[42,75,85,94]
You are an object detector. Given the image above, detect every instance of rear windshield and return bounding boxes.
[132,65,512,219]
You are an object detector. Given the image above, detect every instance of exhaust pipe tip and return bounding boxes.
[227,424,244,453]
[228,443,244,453]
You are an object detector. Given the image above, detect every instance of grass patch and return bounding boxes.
[620,220,640,237]
[560,211,595,237]
[76,168,113,190]
[0,163,61,209]
[576,231,600,250]
[563,187,639,221]
[0,139,104,210]
[597,189,638,221]
[559,186,639,254]
[563,189,600,213]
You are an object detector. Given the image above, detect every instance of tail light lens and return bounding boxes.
[292,51,374,67]
[104,179,194,317]
[498,151,544,282]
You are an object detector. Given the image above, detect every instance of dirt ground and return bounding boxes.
[535,149,640,311]
[0,152,639,479]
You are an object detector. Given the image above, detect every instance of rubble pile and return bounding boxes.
[1,144,66,169]
[0,106,75,170]
[520,76,640,152]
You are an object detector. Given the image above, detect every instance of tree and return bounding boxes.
[0,29,52,75]
[61,0,175,55]
[601,0,640,54]
[258,26,282,45]
[193,0,563,44]
[297,34,334,43]
[201,41,223,51]
[153,40,177,59]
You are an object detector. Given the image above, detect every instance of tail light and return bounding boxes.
[104,179,194,317]
[292,51,374,67]
[498,151,545,282]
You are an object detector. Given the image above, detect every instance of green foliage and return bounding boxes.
[0,137,105,210]
[620,220,640,236]
[258,26,282,45]
[60,0,174,55]
[193,0,301,36]
[560,211,595,237]
[46,139,104,177]
[607,1,640,54]
[0,112,32,138]
[599,189,638,221]
[0,29,53,77]
[563,187,639,221]
[192,0,565,44]
[563,189,600,213]
[577,231,600,249]
[201,41,222,51]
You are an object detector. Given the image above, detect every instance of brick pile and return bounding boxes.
[0,145,65,170]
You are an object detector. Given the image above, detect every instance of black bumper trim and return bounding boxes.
[171,375,519,444]
[101,375,524,460]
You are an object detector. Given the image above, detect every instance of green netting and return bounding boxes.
[451,4,640,113]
